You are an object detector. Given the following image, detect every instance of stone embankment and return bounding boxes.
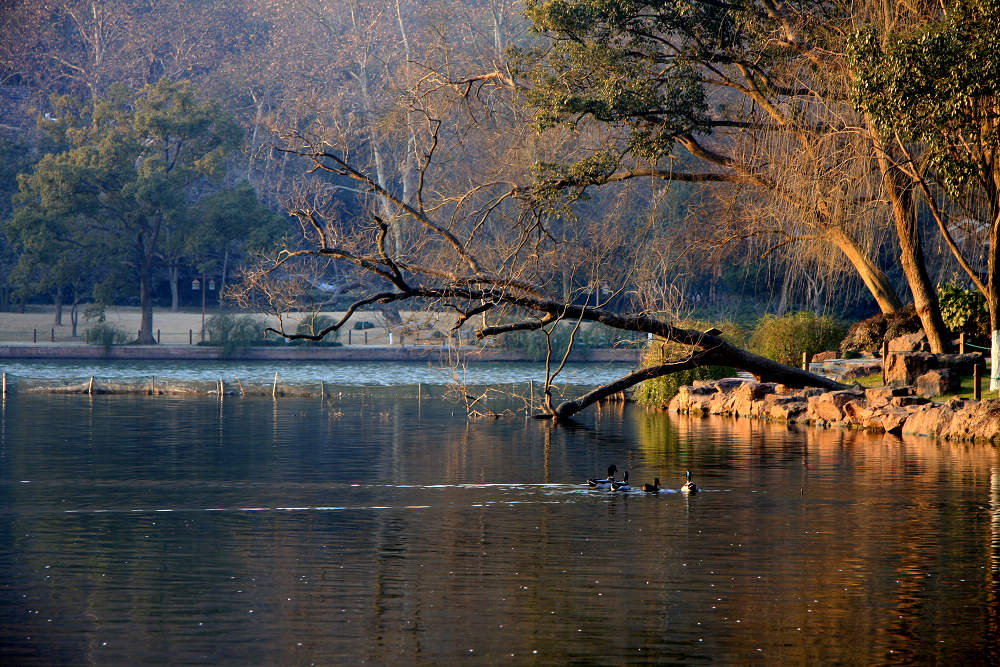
[668,378,1000,442]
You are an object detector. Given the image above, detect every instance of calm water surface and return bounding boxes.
[1,394,998,664]
[0,359,632,388]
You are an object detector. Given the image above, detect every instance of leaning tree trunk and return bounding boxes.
[877,150,951,352]
[828,227,902,315]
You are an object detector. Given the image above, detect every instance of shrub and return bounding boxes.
[938,281,988,342]
[634,328,738,408]
[84,322,130,352]
[839,305,921,353]
[292,315,343,345]
[749,311,845,366]
[204,314,269,355]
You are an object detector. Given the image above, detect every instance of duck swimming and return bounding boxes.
[612,471,632,491]
[641,477,660,493]
[587,464,617,489]
[681,470,699,494]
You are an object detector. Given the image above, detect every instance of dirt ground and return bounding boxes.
[0,306,457,345]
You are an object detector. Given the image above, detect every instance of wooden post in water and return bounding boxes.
[974,363,983,401]
[529,379,534,416]
[417,381,422,410]
[220,378,224,399]
[2,372,6,399]
[320,380,325,401]
[88,376,94,395]
[272,371,279,399]
[235,376,245,396]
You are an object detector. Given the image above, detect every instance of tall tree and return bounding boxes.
[853,0,1000,383]
[518,0,952,349]
[11,79,241,343]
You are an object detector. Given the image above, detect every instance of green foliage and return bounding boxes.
[749,312,845,366]
[204,314,269,354]
[84,322,130,351]
[851,0,1000,198]
[6,78,245,333]
[937,281,988,340]
[634,336,736,407]
[840,306,922,353]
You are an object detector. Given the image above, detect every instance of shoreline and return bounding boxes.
[0,342,641,364]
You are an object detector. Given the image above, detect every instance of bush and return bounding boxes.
[938,281,988,342]
[84,322,130,351]
[204,314,269,355]
[634,327,738,407]
[839,305,921,353]
[749,311,845,366]
[292,315,343,346]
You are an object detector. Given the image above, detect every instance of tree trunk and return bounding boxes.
[876,149,950,352]
[137,259,156,344]
[53,289,63,326]
[70,300,79,337]
[552,335,846,420]
[169,264,179,312]
[827,227,902,314]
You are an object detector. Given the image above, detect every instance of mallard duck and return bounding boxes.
[641,477,660,493]
[612,471,632,491]
[587,464,617,489]
[681,470,699,494]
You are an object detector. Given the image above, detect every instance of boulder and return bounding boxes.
[956,400,1000,441]
[884,352,936,385]
[811,350,838,363]
[936,353,984,376]
[915,369,961,398]
[890,394,929,408]
[671,384,716,414]
[838,362,882,381]
[878,406,912,434]
[888,332,930,352]
[807,389,865,422]
[842,399,874,426]
[865,386,913,408]
[764,395,808,421]
[730,381,775,417]
[902,403,958,438]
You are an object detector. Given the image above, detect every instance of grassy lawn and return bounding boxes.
[850,372,999,402]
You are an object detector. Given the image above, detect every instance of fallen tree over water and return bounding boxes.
[234,134,844,420]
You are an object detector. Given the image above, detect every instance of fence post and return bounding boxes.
[364,330,368,345]
[801,351,808,371]
[157,329,160,344]
[33,329,36,343]
[348,329,352,345]
[881,340,889,385]
[959,332,965,354]
[189,329,193,345]
[974,363,983,401]
[50,328,54,342]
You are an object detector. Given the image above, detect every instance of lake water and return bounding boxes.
[1,392,998,664]
[0,359,633,388]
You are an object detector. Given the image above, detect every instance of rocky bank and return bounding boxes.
[668,378,1000,443]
